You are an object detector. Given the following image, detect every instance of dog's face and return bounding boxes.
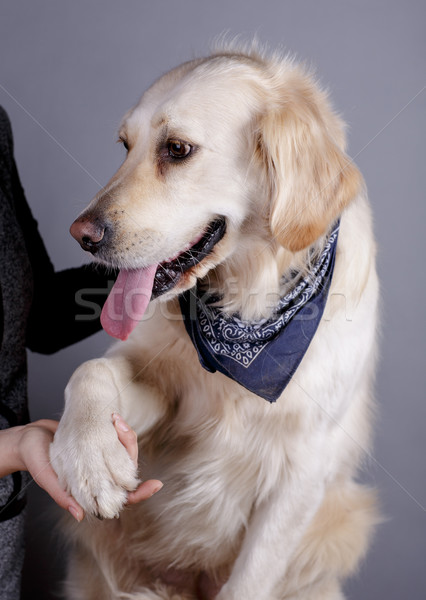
[72,59,261,288]
[70,51,361,339]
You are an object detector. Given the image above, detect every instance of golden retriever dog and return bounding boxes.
[50,43,379,600]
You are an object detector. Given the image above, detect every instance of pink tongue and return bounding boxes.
[100,265,157,341]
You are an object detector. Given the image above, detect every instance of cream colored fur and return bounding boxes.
[50,44,379,600]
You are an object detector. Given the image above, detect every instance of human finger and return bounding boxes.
[33,461,84,522]
[20,425,84,521]
[127,480,163,504]
[111,413,138,466]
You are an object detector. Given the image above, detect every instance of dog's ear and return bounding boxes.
[257,82,362,252]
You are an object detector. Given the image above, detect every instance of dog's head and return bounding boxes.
[71,47,362,339]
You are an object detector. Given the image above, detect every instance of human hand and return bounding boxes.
[1,416,162,522]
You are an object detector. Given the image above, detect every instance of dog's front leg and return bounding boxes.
[216,452,325,600]
[50,356,164,519]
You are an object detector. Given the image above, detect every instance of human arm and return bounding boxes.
[0,107,114,354]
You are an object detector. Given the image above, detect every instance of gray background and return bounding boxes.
[0,1,425,598]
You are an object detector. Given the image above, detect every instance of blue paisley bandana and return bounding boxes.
[179,222,340,402]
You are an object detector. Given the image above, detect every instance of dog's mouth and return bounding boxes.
[152,217,226,298]
[100,217,226,340]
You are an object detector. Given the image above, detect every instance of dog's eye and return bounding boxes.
[167,139,192,159]
[118,137,129,152]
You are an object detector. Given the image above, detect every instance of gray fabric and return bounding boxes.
[0,106,32,422]
[0,107,32,600]
[0,511,26,600]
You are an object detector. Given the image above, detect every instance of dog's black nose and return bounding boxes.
[70,217,107,254]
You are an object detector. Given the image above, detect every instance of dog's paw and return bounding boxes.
[50,419,139,519]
